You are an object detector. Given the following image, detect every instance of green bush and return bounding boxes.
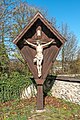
[0,72,32,102]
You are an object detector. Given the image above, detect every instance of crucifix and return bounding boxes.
[24,39,54,78]
[13,12,66,110]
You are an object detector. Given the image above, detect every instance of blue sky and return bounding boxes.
[27,0,80,45]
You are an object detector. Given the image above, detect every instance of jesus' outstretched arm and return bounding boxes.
[24,39,36,47]
[42,39,55,47]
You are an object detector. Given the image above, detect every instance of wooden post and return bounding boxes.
[37,84,44,110]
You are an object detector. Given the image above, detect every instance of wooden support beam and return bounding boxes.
[37,85,44,110]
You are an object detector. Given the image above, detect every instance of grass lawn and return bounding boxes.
[0,96,80,120]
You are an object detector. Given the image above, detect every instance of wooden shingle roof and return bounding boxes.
[13,12,66,44]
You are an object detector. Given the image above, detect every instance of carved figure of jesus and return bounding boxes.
[25,39,54,77]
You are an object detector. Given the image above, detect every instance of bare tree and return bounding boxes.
[61,23,77,73]
[9,2,39,39]
[0,0,38,73]
[0,0,10,73]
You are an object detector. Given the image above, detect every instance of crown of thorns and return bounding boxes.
[36,40,41,44]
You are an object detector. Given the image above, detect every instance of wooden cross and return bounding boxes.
[13,12,66,110]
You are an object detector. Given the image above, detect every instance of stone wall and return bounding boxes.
[51,80,80,105]
[21,84,37,99]
[21,80,80,105]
